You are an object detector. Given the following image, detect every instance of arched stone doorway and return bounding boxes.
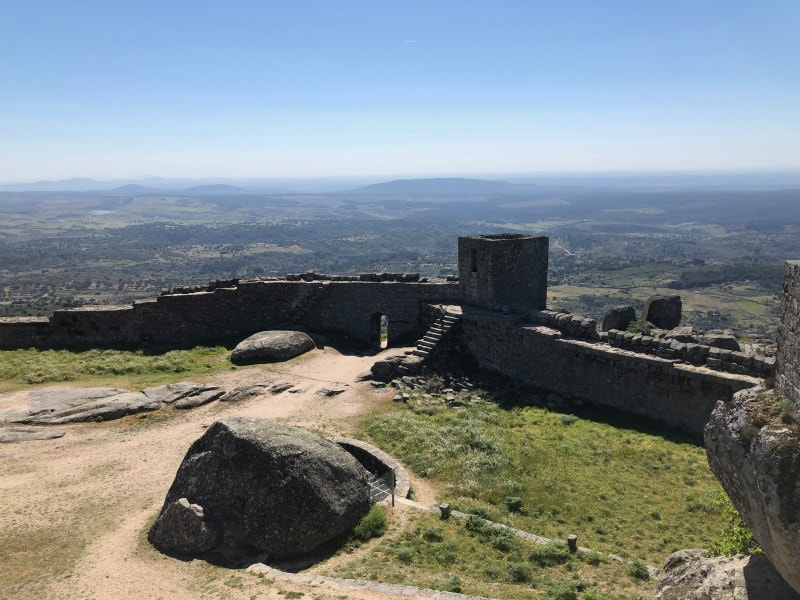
[369,312,389,349]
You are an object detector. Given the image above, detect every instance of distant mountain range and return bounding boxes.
[2,171,800,195]
[1,177,255,194]
[0,176,383,194]
[347,177,543,196]
[105,183,249,196]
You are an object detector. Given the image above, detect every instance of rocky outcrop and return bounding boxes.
[218,382,272,403]
[654,549,800,600]
[142,382,220,404]
[149,417,370,562]
[174,389,225,409]
[706,387,800,595]
[642,294,682,329]
[231,330,316,364]
[316,385,346,396]
[1,387,162,424]
[602,305,636,332]
[0,427,66,443]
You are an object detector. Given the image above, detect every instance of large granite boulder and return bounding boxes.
[602,305,636,332]
[642,294,682,329]
[231,330,315,364]
[148,417,370,562]
[706,387,800,595]
[654,549,799,600]
[0,387,162,425]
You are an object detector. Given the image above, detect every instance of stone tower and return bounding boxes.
[458,234,549,311]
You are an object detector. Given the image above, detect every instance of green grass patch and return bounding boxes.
[322,510,651,600]
[0,345,231,391]
[358,398,727,566]
[349,505,388,544]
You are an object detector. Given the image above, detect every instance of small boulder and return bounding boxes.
[703,329,741,352]
[602,305,636,332]
[664,326,702,344]
[148,417,370,562]
[642,294,682,329]
[231,330,316,364]
[371,355,407,381]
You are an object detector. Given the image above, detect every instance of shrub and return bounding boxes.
[529,544,572,567]
[397,545,414,564]
[350,505,387,542]
[626,320,655,334]
[489,529,514,552]
[430,541,457,565]
[444,575,462,593]
[508,561,532,583]
[504,496,524,513]
[466,506,492,520]
[578,551,603,566]
[545,581,580,600]
[739,424,760,450]
[465,514,488,533]
[709,493,762,556]
[628,559,650,580]
[422,526,443,542]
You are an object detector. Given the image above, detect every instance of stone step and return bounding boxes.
[423,333,441,341]
[412,349,429,357]
[418,341,436,351]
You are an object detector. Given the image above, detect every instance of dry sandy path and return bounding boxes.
[0,346,443,600]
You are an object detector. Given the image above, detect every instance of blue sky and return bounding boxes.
[0,1,798,181]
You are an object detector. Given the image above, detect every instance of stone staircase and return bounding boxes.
[372,310,461,379]
[410,312,460,360]
[278,282,328,323]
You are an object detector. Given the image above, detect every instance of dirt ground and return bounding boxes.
[0,346,442,600]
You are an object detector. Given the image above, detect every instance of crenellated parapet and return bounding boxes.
[606,329,775,379]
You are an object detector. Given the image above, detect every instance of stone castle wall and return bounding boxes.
[0,279,460,349]
[777,260,800,408]
[1,234,792,437]
[456,307,759,436]
[605,329,775,378]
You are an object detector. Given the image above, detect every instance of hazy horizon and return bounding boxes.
[2,1,798,181]
[4,168,800,195]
